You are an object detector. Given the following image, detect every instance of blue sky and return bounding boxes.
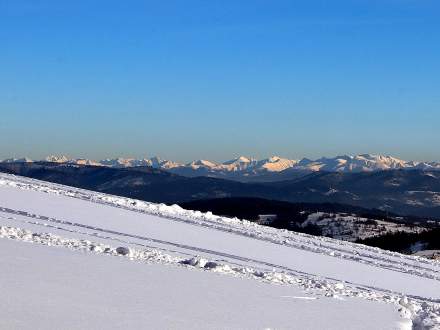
[1,0,439,162]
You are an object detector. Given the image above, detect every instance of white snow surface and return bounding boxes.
[1,238,403,330]
[0,173,439,329]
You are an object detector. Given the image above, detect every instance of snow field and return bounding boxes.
[0,173,439,328]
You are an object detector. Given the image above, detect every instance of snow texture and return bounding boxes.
[0,173,439,329]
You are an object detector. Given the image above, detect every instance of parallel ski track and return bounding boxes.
[1,205,440,306]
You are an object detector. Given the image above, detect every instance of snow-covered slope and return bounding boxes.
[0,173,439,329]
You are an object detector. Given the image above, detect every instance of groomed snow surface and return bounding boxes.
[0,173,439,329]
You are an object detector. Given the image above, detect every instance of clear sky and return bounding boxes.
[1,0,439,162]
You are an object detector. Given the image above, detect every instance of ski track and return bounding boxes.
[1,206,440,286]
[0,173,439,329]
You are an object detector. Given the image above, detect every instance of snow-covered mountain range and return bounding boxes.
[5,154,440,176]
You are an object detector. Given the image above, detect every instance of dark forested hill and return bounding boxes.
[1,162,440,218]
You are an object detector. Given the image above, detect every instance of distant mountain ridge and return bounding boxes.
[3,154,440,182]
[3,154,440,181]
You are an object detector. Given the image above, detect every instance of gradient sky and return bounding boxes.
[1,0,439,162]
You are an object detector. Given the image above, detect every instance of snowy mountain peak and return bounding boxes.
[237,156,252,163]
[73,158,102,166]
[99,158,134,167]
[159,160,183,170]
[259,156,299,172]
[45,155,70,163]
[223,156,253,165]
[189,160,218,168]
